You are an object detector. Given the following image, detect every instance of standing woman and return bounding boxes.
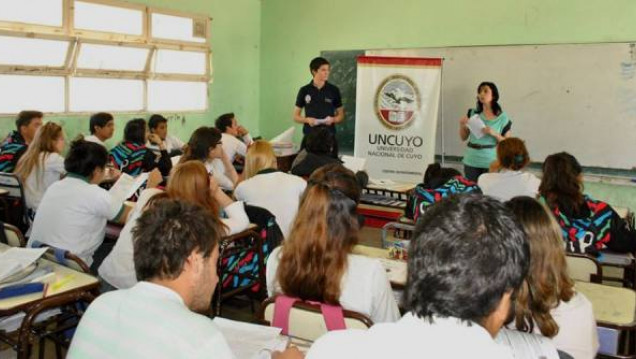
[459,82,512,181]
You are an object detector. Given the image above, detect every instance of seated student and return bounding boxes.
[69,200,302,359]
[84,112,114,148]
[215,112,253,164]
[290,127,341,178]
[540,152,636,254]
[405,163,480,221]
[505,196,598,359]
[27,140,131,266]
[479,137,540,201]
[14,122,66,215]
[267,164,400,323]
[109,118,172,177]
[179,126,239,190]
[0,110,43,173]
[99,161,249,290]
[147,114,185,156]
[306,194,530,358]
[234,140,306,238]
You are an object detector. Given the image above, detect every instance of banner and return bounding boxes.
[354,56,442,183]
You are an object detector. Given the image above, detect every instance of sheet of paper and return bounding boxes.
[0,247,47,282]
[213,317,287,359]
[495,329,559,359]
[270,127,295,144]
[341,155,367,173]
[467,114,486,139]
[108,173,148,204]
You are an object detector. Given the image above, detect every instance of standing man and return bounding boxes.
[293,57,344,157]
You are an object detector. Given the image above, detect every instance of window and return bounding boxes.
[77,43,150,72]
[0,75,65,114]
[154,49,207,75]
[0,0,63,27]
[148,81,207,111]
[0,36,69,67]
[70,78,143,112]
[0,0,210,114]
[74,1,144,36]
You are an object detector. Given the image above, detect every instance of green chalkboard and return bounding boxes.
[321,50,364,154]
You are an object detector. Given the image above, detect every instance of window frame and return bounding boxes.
[0,0,211,116]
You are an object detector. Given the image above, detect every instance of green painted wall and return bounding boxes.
[0,0,261,149]
[259,0,636,210]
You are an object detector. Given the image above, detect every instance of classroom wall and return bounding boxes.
[0,0,261,149]
[259,0,636,209]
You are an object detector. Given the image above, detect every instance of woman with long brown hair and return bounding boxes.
[266,163,400,323]
[234,140,306,238]
[540,152,636,254]
[15,122,66,214]
[506,196,598,359]
[99,161,249,290]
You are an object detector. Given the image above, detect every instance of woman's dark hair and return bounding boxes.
[133,199,223,281]
[148,114,167,130]
[64,140,108,177]
[475,82,502,116]
[405,194,529,324]
[539,152,584,215]
[423,163,461,189]
[123,118,147,144]
[89,112,113,134]
[305,127,334,155]
[277,164,361,304]
[215,113,235,133]
[179,126,222,163]
[497,137,530,171]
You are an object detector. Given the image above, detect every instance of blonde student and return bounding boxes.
[234,141,306,238]
[15,122,66,215]
[267,164,400,323]
[505,196,598,359]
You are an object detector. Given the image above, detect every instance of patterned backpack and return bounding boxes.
[549,195,613,254]
[0,131,27,173]
[109,142,148,176]
[406,175,481,221]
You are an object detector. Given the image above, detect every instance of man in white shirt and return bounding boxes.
[215,112,253,163]
[84,112,114,148]
[306,194,530,359]
[148,114,185,156]
[69,199,302,359]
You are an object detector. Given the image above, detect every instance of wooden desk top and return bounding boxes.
[575,281,636,326]
[0,244,99,315]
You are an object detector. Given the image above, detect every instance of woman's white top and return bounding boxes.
[546,292,599,359]
[99,189,250,289]
[478,169,541,201]
[24,152,65,211]
[266,247,400,323]
[205,159,235,191]
[234,171,306,238]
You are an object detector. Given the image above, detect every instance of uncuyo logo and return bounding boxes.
[374,75,420,129]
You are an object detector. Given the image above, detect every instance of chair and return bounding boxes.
[566,252,603,283]
[258,296,373,342]
[29,241,91,273]
[2,222,26,247]
[0,172,29,233]
[575,281,636,358]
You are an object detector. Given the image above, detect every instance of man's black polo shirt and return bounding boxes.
[295,80,342,135]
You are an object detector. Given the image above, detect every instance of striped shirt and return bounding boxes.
[68,282,235,359]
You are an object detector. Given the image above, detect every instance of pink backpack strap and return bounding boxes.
[272,295,299,335]
[319,303,346,331]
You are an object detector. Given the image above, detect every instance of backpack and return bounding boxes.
[406,176,481,221]
[109,142,148,176]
